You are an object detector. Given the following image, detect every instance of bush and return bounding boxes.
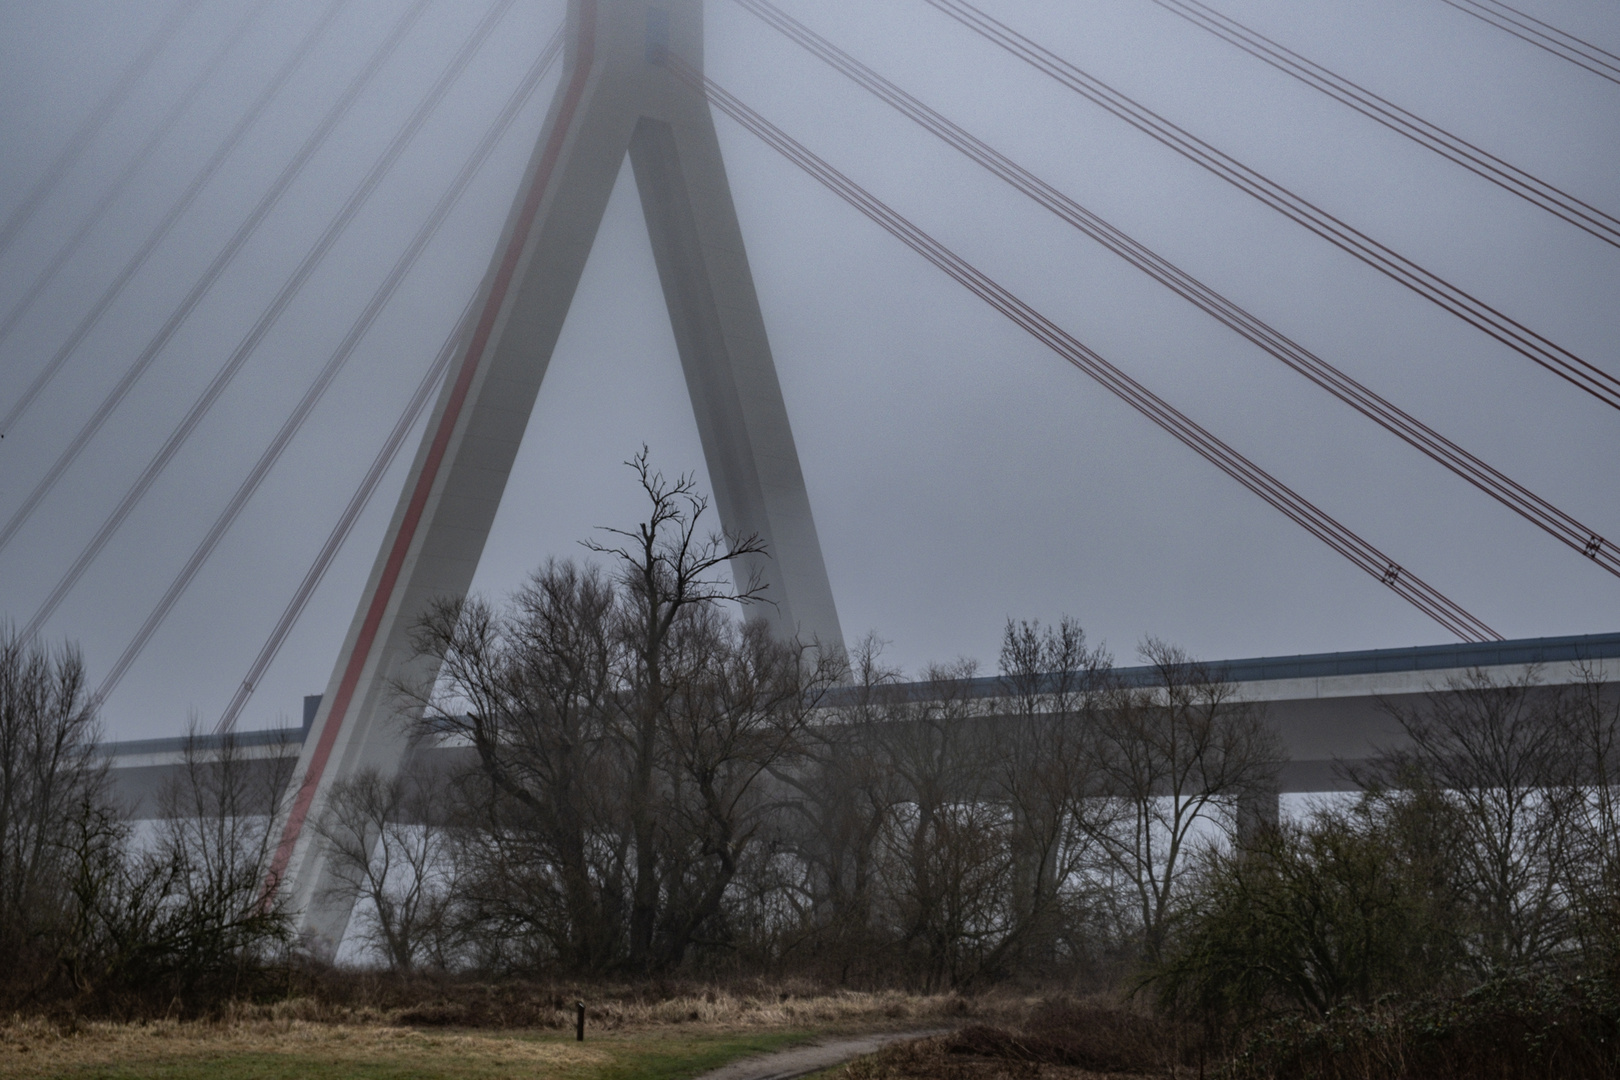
[1227,972,1620,1080]
[0,629,102,1008]
[1150,803,1463,1025]
[944,998,1199,1073]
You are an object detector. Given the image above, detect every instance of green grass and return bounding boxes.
[591,1030,816,1080]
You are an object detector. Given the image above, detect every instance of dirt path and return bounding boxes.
[692,1030,942,1080]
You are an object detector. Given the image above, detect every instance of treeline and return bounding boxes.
[0,456,1281,1006]
[377,606,1278,986]
[341,455,1281,983]
[1154,660,1620,1075]
[3,455,1619,1076]
[0,630,294,1012]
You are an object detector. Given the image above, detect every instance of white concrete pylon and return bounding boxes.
[266,0,844,953]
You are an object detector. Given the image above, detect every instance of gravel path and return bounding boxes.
[691,1029,943,1080]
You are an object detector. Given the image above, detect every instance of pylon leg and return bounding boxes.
[630,112,841,645]
[268,0,842,954]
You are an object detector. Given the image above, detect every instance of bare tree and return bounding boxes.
[860,658,1021,990]
[770,633,907,981]
[151,725,297,994]
[1152,803,1464,1021]
[410,449,825,974]
[58,792,173,999]
[412,563,626,972]
[988,617,1112,975]
[1370,667,1578,970]
[1086,639,1281,963]
[314,766,459,973]
[0,627,102,999]
[1563,661,1620,964]
[652,610,833,965]
[583,448,770,971]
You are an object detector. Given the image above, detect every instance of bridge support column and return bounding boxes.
[265,0,843,956]
[1237,784,1282,842]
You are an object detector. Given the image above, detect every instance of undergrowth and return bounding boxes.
[1225,971,1620,1080]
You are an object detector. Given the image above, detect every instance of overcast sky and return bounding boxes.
[0,0,1615,741]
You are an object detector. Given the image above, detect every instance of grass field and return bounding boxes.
[0,989,992,1080]
[0,1021,817,1080]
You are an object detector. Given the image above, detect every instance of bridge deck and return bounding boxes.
[102,631,1620,813]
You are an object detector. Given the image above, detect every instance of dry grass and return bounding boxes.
[0,1016,608,1078]
[377,985,1019,1032]
[167,979,1029,1032]
[589,987,981,1028]
[0,988,1025,1080]
[812,997,1202,1080]
[828,1034,1128,1080]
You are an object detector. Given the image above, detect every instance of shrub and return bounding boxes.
[1226,971,1620,1080]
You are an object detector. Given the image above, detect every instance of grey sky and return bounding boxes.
[0,0,1615,740]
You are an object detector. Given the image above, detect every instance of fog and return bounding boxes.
[0,0,1614,740]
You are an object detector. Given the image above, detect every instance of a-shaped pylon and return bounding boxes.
[267,0,844,953]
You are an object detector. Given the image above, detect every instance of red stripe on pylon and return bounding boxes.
[265,2,600,895]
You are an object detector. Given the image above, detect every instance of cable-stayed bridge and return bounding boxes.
[1,0,1615,948]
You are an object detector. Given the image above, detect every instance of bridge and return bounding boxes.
[102,628,1620,815]
[1,0,1615,951]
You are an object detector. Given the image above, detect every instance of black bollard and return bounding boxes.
[576,1001,586,1042]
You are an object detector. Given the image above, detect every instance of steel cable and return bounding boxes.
[95,25,562,706]
[736,0,1619,578]
[1436,0,1620,86]
[0,0,354,437]
[676,59,1500,642]
[215,297,475,733]
[20,0,517,644]
[1146,0,1620,247]
[0,1,271,355]
[0,0,205,261]
[922,0,1620,411]
[0,0,422,555]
